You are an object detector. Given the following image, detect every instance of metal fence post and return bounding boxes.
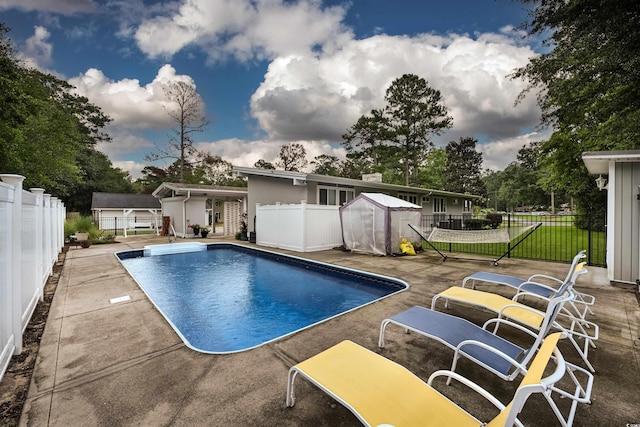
[587,208,593,266]
[507,213,512,259]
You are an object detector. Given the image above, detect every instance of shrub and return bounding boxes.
[485,213,503,229]
[464,218,489,230]
[66,216,99,240]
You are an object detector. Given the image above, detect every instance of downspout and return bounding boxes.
[182,190,191,238]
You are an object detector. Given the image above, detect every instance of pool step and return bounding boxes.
[143,242,207,256]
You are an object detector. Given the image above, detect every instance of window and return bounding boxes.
[318,186,354,206]
[434,197,446,213]
[463,199,472,212]
[398,193,418,205]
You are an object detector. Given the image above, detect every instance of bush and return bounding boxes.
[74,216,94,233]
[464,219,490,230]
[485,213,503,229]
[65,216,99,241]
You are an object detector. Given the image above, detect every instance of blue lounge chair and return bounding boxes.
[378,287,572,382]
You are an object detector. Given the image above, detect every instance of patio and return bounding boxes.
[16,236,640,426]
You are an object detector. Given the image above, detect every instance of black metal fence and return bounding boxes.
[416,214,606,267]
[93,215,160,236]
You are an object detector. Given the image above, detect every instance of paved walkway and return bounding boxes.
[18,236,640,426]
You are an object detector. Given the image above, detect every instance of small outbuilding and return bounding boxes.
[91,192,162,234]
[339,193,422,255]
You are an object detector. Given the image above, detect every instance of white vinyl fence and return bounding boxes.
[256,202,343,252]
[0,174,65,383]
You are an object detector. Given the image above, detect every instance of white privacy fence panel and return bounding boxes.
[256,202,342,252]
[0,180,15,388]
[0,175,65,384]
[21,191,39,331]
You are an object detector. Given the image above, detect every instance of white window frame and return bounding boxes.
[397,193,419,205]
[318,185,355,206]
[433,197,446,213]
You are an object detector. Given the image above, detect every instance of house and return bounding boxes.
[151,182,248,238]
[233,167,482,238]
[582,150,640,288]
[91,192,162,234]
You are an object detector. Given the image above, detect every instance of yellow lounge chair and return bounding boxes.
[286,333,592,427]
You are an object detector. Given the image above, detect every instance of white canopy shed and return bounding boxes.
[339,193,422,255]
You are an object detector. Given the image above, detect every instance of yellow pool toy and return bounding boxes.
[400,238,416,256]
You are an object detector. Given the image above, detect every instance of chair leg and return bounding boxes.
[286,369,299,407]
[378,320,390,348]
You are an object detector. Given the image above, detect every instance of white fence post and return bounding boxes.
[30,188,45,301]
[0,177,16,380]
[0,174,24,355]
[43,194,52,277]
[51,197,63,259]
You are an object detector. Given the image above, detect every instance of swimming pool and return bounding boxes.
[116,242,408,353]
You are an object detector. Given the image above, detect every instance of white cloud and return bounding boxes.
[0,0,97,15]
[96,129,155,158]
[478,129,552,171]
[250,32,539,145]
[68,64,196,129]
[112,160,147,180]
[195,138,345,171]
[16,26,56,72]
[133,0,351,61]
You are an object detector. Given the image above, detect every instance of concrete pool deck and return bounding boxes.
[17,236,640,426]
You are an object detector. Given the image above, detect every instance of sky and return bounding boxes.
[1,0,549,179]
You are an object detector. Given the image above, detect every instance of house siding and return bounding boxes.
[245,174,476,233]
[247,176,307,232]
[612,162,640,284]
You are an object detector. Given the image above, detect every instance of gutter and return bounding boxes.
[182,190,191,237]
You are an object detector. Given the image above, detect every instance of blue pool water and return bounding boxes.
[116,243,407,353]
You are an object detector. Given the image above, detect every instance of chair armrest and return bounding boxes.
[516,280,559,296]
[513,289,552,303]
[456,339,526,368]
[549,361,594,404]
[557,318,599,341]
[483,317,539,339]
[427,369,506,410]
[527,274,563,285]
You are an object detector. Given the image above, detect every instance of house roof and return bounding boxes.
[232,167,482,199]
[152,182,248,199]
[91,192,161,210]
[582,150,640,175]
